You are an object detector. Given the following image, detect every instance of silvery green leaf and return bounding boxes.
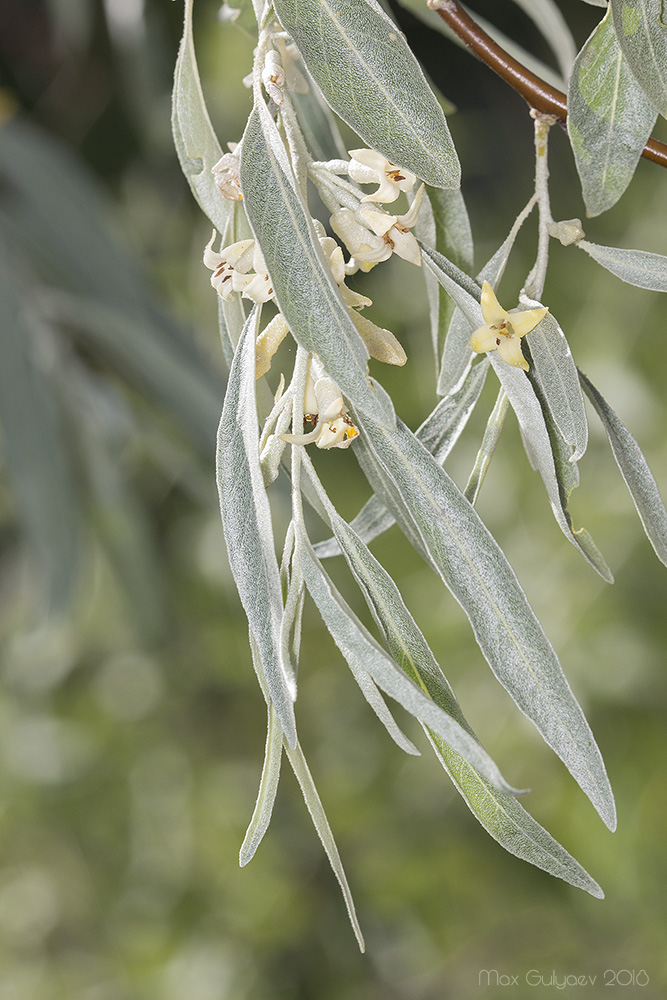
[314,359,489,557]
[580,371,667,565]
[357,412,617,830]
[301,531,522,792]
[240,100,395,426]
[239,705,283,866]
[217,310,297,746]
[511,0,578,79]
[577,239,667,290]
[567,9,657,216]
[428,734,604,897]
[273,0,460,189]
[581,0,609,6]
[527,310,588,462]
[291,68,348,162]
[302,466,520,793]
[280,553,306,686]
[610,0,667,117]
[419,242,482,328]
[284,735,365,951]
[0,255,80,611]
[172,0,230,233]
[526,360,612,579]
[420,187,474,364]
[491,355,613,582]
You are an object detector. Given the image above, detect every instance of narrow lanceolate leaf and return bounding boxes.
[610,0,667,118]
[419,242,482,328]
[491,355,613,582]
[314,359,489,557]
[420,186,474,365]
[358,413,617,830]
[300,531,518,793]
[296,527,421,756]
[428,734,604,898]
[302,464,520,793]
[291,67,348,162]
[217,311,297,747]
[580,371,667,566]
[240,99,395,427]
[172,0,230,233]
[273,0,460,188]
[284,737,365,951]
[527,311,588,462]
[239,705,283,866]
[577,240,667,291]
[567,9,657,216]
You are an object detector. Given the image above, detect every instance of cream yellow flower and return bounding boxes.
[203,232,274,304]
[348,149,417,204]
[280,361,359,450]
[469,281,548,371]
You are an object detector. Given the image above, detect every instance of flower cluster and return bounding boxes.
[203,233,274,304]
[204,147,426,452]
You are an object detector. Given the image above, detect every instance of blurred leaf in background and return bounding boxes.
[0,1,667,998]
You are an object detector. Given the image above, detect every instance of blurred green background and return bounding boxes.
[1,1,667,997]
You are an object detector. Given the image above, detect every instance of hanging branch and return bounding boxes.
[428,0,667,169]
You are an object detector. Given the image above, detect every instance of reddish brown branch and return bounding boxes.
[429,0,667,169]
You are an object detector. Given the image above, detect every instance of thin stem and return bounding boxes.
[428,0,667,169]
[289,346,310,524]
[523,113,554,302]
[464,387,509,505]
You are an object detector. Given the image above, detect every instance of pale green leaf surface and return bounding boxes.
[314,359,489,557]
[240,100,395,426]
[419,186,474,365]
[172,0,230,233]
[291,68,348,162]
[217,311,297,746]
[420,242,482,328]
[526,358,612,580]
[300,531,522,792]
[527,311,588,461]
[428,733,604,897]
[490,354,613,581]
[273,0,460,188]
[610,0,667,117]
[357,413,616,830]
[580,371,667,565]
[284,735,365,951]
[567,10,657,216]
[577,239,667,290]
[239,705,283,867]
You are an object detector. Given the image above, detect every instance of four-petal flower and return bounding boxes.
[469,281,547,371]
